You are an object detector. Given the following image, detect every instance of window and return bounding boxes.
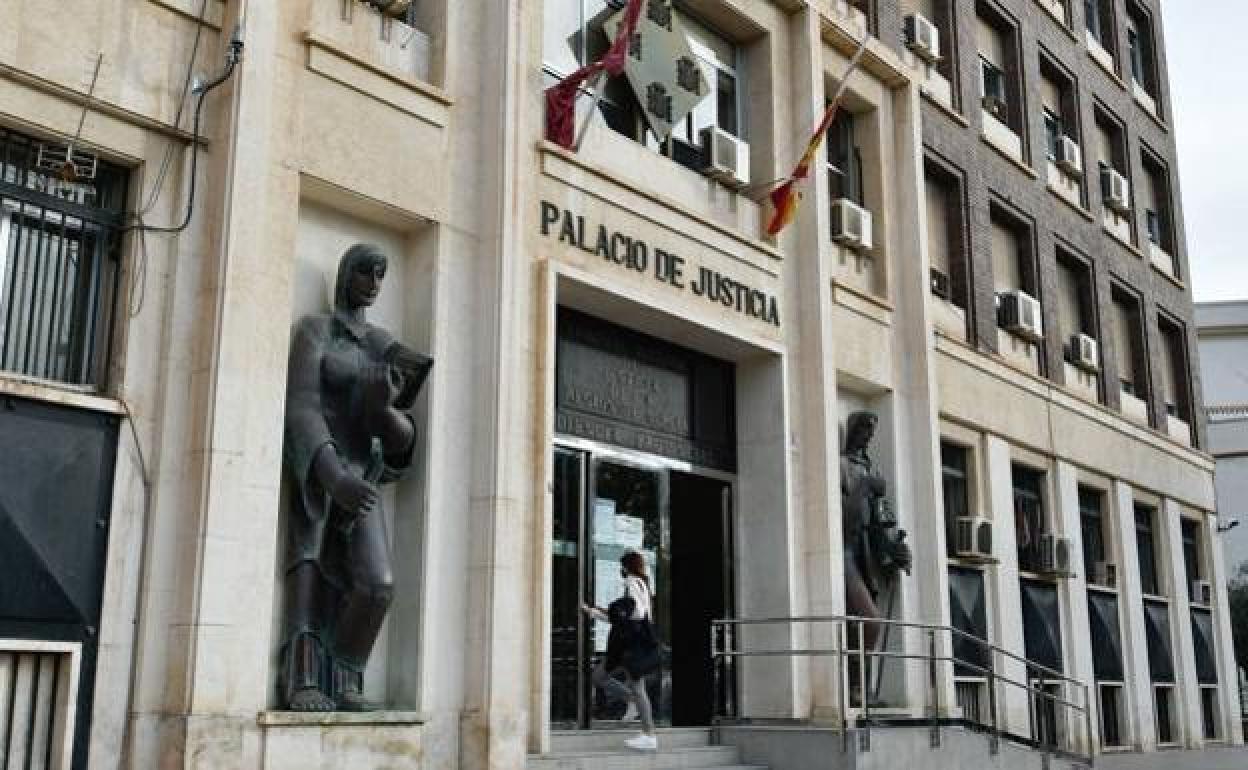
[1201,686,1220,741]
[542,1,745,175]
[925,160,970,318]
[1039,58,1079,158]
[990,210,1033,297]
[1135,504,1160,596]
[1094,107,1132,234]
[976,4,1022,135]
[1126,2,1159,102]
[1140,150,1176,266]
[1079,486,1107,580]
[1013,464,1048,572]
[1110,287,1147,403]
[0,127,127,390]
[906,0,959,97]
[1155,685,1176,744]
[1181,518,1201,586]
[942,442,971,556]
[827,110,864,206]
[1085,0,1117,64]
[1159,314,1192,427]
[1099,684,1125,747]
[1056,253,1096,358]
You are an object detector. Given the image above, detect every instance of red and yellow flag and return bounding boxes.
[765,37,870,237]
[545,0,646,150]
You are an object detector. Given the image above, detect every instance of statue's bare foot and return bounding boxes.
[289,687,335,712]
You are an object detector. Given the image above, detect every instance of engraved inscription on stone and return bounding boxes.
[558,342,690,436]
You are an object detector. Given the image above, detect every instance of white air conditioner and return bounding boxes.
[955,516,994,560]
[1056,135,1082,175]
[700,126,751,189]
[1191,579,1213,606]
[904,13,941,63]
[998,290,1043,342]
[1068,333,1100,373]
[831,198,874,252]
[1036,533,1074,576]
[1094,560,1118,588]
[1101,166,1131,214]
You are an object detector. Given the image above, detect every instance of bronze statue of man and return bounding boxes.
[840,411,912,662]
[281,243,432,711]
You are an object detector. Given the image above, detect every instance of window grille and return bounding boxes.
[0,127,127,390]
[0,641,82,770]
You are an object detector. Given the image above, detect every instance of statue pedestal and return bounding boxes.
[258,710,427,769]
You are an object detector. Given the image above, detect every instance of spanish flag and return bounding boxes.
[545,0,646,150]
[766,103,841,235]
[765,36,870,237]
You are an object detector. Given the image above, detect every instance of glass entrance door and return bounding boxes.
[549,443,733,729]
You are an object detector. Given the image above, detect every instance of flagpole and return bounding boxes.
[573,68,608,153]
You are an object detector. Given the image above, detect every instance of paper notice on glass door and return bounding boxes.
[593,558,623,652]
[593,499,616,542]
[614,515,644,549]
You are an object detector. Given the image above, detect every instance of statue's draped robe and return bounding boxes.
[840,451,888,597]
[284,310,414,587]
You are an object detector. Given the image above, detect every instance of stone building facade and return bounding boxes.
[0,1,1239,768]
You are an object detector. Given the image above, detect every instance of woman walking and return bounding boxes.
[582,550,660,751]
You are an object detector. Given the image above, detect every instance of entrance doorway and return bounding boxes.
[549,445,733,729]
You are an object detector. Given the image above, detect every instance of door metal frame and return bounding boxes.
[551,435,738,730]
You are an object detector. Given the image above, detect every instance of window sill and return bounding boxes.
[1132,81,1165,128]
[1141,593,1170,604]
[1148,247,1185,289]
[1062,361,1101,404]
[1046,164,1092,220]
[1119,389,1150,426]
[831,273,894,326]
[1047,182,1094,221]
[1087,583,1119,596]
[981,125,1037,179]
[1034,0,1074,37]
[997,328,1043,376]
[1102,219,1140,254]
[1086,35,1126,90]
[1189,601,1213,611]
[0,371,122,415]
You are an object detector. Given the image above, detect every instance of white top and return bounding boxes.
[588,574,652,622]
[623,575,651,621]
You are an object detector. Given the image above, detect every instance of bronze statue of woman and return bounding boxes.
[281,243,432,711]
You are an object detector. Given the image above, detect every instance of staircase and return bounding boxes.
[527,728,768,769]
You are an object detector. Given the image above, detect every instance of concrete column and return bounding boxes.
[1205,513,1246,744]
[786,4,845,723]
[1054,462,1097,755]
[1113,481,1156,750]
[1161,499,1202,747]
[983,436,1028,735]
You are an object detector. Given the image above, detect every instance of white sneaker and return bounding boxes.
[625,733,657,751]
[621,702,638,722]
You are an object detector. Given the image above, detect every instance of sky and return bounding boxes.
[1161,0,1248,303]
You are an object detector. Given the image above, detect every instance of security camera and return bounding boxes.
[1216,519,1240,533]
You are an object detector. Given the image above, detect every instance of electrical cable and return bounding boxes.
[135,0,210,219]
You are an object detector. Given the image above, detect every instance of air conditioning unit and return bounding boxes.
[1094,560,1118,588]
[1056,135,1082,175]
[1191,579,1213,606]
[930,267,951,300]
[955,516,994,560]
[831,198,874,252]
[998,290,1043,342]
[700,126,751,189]
[1101,166,1131,214]
[904,13,941,63]
[1037,533,1074,576]
[1068,333,1100,373]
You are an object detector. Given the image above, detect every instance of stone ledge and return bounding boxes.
[258,710,428,727]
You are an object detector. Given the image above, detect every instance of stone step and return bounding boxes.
[527,744,746,770]
[550,727,714,753]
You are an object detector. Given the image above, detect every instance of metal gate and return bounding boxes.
[0,125,127,390]
[0,395,119,769]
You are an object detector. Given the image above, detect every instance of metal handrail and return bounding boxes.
[714,614,1080,688]
[710,614,1094,765]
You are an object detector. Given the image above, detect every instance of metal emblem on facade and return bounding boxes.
[608,0,707,141]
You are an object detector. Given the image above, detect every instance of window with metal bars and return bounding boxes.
[0,126,127,390]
